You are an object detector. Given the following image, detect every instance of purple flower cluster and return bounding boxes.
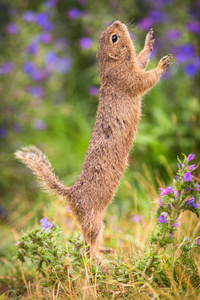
[156,153,199,246]
[0,62,14,75]
[40,217,53,230]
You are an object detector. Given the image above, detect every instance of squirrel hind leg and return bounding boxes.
[82,216,104,265]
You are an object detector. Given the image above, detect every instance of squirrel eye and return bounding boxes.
[112,34,118,43]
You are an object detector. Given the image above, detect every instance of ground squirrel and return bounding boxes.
[15,21,172,265]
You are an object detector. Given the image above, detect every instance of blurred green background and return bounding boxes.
[0,0,200,265]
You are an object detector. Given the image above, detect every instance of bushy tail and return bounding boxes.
[14,146,70,197]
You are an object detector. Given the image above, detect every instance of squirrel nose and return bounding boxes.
[113,20,122,27]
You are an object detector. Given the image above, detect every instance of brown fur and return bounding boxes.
[15,21,172,264]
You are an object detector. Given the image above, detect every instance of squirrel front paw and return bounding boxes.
[158,54,173,72]
[145,28,155,52]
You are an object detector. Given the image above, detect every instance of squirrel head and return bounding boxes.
[97,21,135,66]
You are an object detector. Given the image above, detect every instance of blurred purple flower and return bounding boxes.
[197,238,200,245]
[188,164,196,171]
[45,51,57,64]
[31,69,47,82]
[166,29,181,41]
[34,119,46,130]
[184,63,198,78]
[174,44,195,64]
[187,153,195,162]
[170,232,173,238]
[138,17,154,31]
[13,123,21,132]
[39,32,52,43]
[174,190,178,199]
[22,11,36,22]
[26,42,38,55]
[178,163,182,169]
[158,198,164,207]
[150,0,174,7]
[25,86,43,98]
[159,186,173,196]
[78,0,87,5]
[44,0,57,8]
[0,127,7,138]
[36,13,53,31]
[79,37,92,49]
[0,62,14,75]
[128,31,135,40]
[184,172,193,182]
[6,23,19,35]
[157,214,167,223]
[88,86,99,96]
[148,10,164,23]
[40,217,52,229]
[173,221,178,228]
[186,21,200,35]
[185,197,199,208]
[56,57,71,73]
[196,184,200,191]
[67,8,81,19]
[22,61,36,76]
[54,38,68,51]
[131,214,141,223]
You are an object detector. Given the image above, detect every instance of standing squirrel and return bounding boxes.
[15,21,172,265]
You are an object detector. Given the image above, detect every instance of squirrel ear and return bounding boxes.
[109,53,119,60]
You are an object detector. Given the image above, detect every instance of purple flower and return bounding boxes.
[148,10,164,23]
[185,197,199,208]
[186,21,200,35]
[0,62,14,75]
[34,119,46,130]
[13,123,21,132]
[22,61,36,76]
[78,0,87,5]
[159,186,173,196]
[158,198,164,207]
[26,42,38,55]
[173,222,178,228]
[0,127,7,138]
[39,32,52,43]
[40,217,52,230]
[25,86,43,98]
[56,57,71,73]
[187,153,195,162]
[174,190,178,199]
[138,17,154,31]
[188,164,196,171]
[45,51,57,64]
[196,184,200,191]
[67,8,81,19]
[79,37,92,49]
[184,172,193,182]
[31,69,47,82]
[6,23,19,35]
[184,63,198,78]
[174,44,195,64]
[157,214,167,223]
[166,29,181,41]
[197,239,200,245]
[44,0,57,8]
[131,214,141,223]
[36,13,53,31]
[88,86,99,96]
[22,11,36,22]
[169,232,174,238]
